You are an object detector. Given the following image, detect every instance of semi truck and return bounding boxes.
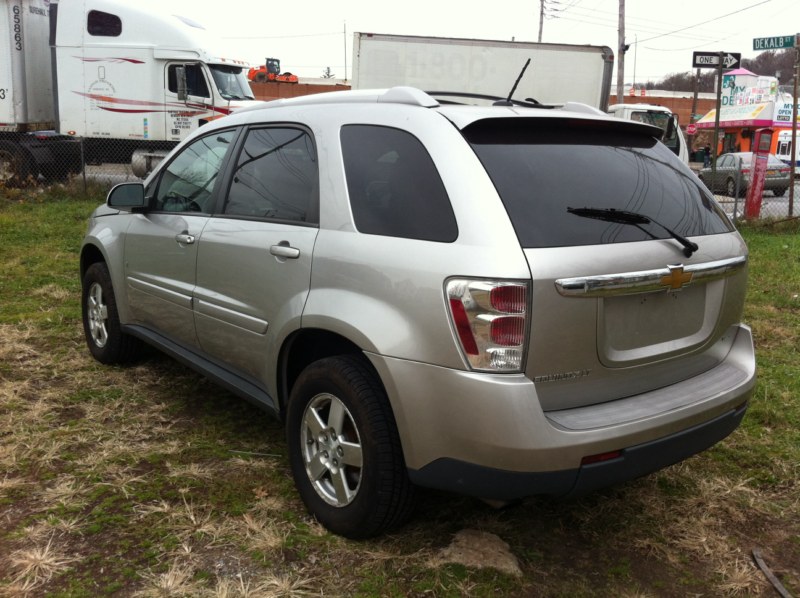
[351,32,614,111]
[607,103,689,164]
[1,0,260,184]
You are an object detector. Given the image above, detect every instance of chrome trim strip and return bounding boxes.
[554,256,747,298]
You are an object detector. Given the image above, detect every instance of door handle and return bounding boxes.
[270,242,300,259]
[175,232,196,245]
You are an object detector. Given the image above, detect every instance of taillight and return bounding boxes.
[446,279,529,372]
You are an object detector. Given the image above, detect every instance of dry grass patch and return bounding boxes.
[6,535,78,590]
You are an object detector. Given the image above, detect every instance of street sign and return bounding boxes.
[692,51,741,69]
[686,123,697,135]
[753,35,795,51]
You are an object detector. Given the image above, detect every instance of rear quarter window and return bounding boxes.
[465,119,733,248]
[341,125,458,242]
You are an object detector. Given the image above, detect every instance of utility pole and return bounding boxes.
[689,68,700,151]
[538,0,544,43]
[790,34,799,217]
[616,0,625,103]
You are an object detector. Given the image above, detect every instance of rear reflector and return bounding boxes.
[449,298,479,355]
[581,450,622,465]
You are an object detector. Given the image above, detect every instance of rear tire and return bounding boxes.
[286,355,415,538]
[82,262,144,364]
[773,187,787,197]
[0,141,34,187]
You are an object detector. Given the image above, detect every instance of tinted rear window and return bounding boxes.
[341,125,458,242]
[466,119,733,248]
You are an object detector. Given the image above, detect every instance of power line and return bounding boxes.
[636,0,774,43]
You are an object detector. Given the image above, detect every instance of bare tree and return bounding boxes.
[321,67,335,79]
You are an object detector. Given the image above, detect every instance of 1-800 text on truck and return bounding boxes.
[351,32,614,111]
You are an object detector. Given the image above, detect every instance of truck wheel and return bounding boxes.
[0,141,33,187]
[254,71,267,83]
[726,178,739,198]
[286,355,415,538]
[82,262,144,364]
[773,187,787,197]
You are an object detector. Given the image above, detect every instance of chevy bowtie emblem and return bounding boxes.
[660,264,693,291]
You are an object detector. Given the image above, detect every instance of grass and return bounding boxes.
[1,182,799,596]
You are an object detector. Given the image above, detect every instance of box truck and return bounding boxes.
[351,32,614,111]
[1,0,260,184]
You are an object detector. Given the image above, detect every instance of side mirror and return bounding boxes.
[107,182,146,210]
[176,66,188,101]
[663,115,676,143]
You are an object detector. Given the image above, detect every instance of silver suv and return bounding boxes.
[80,87,756,538]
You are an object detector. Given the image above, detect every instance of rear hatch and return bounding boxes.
[464,117,747,411]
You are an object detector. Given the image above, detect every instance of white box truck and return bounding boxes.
[351,32,614,111]
[607,103,689,164]
[1,0,260,184]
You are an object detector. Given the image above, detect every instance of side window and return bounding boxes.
[341,125,457,242]
[152,130,236,213]
[223,127,318,223]
[717,155,730,168]
[87,10,121,37]
[167,64,210,98]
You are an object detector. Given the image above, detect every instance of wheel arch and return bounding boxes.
[278,329,370,418]
[80,242,107,280]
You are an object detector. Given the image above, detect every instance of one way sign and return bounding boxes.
[692,51,741,69]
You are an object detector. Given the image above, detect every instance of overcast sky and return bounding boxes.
[166,0,799,83]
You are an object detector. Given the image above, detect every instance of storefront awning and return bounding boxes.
[695,103,772,129]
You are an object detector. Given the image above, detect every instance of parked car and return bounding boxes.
[697,152,791,197]
[80,87,756,538]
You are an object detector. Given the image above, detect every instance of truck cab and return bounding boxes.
[608,103,689,164]
[50,0,258,175]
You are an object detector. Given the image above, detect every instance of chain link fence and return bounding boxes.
[0,135,161,192]
[692,155,799,222]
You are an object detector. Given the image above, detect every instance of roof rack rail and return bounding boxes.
[251,86,440,110]
[425,91,557,109]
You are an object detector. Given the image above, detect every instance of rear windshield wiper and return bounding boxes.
[567,207,699,257]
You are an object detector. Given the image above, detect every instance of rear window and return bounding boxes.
[465,119,734,248]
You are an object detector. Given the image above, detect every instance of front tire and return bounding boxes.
[286,355,415,538]
[82,262,144,364]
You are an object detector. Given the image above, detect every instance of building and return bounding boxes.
[695,69,798,164]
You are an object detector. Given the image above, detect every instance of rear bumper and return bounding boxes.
[408,402,747,500]
[368,323,755,500]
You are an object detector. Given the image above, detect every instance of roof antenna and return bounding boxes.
[494,58,531,106]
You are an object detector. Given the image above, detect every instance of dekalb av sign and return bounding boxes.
[692,52,741,69]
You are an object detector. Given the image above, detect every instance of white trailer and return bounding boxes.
[1,0,79,183]
[351,32,614,111]
[607,103,689,164]
[1,0,260,183]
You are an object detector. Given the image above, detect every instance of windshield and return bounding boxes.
[630,110,678,151]
[465,119,733,249]
[209,65,255,101]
